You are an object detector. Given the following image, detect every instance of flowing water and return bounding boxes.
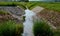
[22,9,36,36]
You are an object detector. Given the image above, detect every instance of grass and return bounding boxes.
[53,29,60,36]
[0,10,9,15]
[26,2,60,12]
[0,9,23,36]
[0,2,26,9]
[0,20,23,36]
[33,19,60,36]
[0,2,60,12]
[33,20,53,36]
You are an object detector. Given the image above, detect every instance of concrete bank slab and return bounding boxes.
[31,6,44,13]
[31,6,57,29]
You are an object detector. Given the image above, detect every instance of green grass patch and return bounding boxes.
[26,2,60,12]
[0,10,9,15]
[0,2,60,12]
[0,20,23,36]
[53,29,60,36]
[33,20,53,36]
[33,19,60,36]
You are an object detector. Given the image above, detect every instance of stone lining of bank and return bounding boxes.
[32,6,60,29]
[0,6,24,23]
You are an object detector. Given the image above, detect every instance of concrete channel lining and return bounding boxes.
[0,6,25,23]
[32,6,56,29]
[0,6,24,16]
[32,6,44,13]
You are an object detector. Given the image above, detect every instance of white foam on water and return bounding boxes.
[22,9,36,36]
